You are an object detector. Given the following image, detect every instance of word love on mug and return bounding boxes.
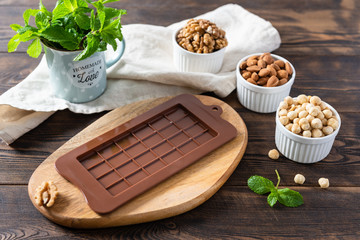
[69,57,105,88]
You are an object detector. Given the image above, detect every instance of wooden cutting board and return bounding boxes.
[28,95,248,229]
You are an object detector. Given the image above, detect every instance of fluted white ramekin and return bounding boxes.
[172,29,226,73]
[275,101,341,163]
[236,53,295,113]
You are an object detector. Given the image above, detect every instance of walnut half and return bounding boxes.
[34,181,58,207]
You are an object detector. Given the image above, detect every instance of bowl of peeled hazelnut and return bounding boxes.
[275,95,341,163]
[236,53,295,113]
[173,19,228,73]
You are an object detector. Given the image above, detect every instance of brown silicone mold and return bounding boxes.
[55,94,237,214]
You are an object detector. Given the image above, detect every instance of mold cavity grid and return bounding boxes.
[78,105,216,196]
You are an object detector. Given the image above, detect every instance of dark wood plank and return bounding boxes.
[1,0,359,54]
[0,0,359,238]
[0,186,359,238]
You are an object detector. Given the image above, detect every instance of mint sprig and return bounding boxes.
[248,170,304,207]
[8,0,126,61]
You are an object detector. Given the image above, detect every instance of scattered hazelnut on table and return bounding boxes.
[268,149,280,160]
[318,178,330,188]
[294,174,306,184]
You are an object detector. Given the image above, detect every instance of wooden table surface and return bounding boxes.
[1,0,359,239]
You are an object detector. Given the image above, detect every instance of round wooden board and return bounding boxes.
[28,95,248,229]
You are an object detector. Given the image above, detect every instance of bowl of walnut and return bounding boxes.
[236,53,296,113]
[275,95,341,163]
[173,19,228,73]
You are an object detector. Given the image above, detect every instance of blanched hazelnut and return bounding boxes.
[320,102,327,110]
[312,128,323,138]
[305,103,314,112]
[268,149,280,160]
[322,126,334,135]
[287,111,297,120]
[323,109,333,119]
[279,109,288,116]
[293,118,300,125]
[294,174,306,184]
[318,178,330,188]
[309,107,320,117]
[306,115,315,123]
[285,123,293,131]
[310,96,321,105]
[300,122,311,131]
[299,118,308,126]
[311,118,323,129]
[291,124,301,134]
[297,94,308,104]
[284,96,293,105]
[279,116,290,126]
[279,101,288,110]
[298,110,308,119]
[327,118,339,130]
[303,130,311,138]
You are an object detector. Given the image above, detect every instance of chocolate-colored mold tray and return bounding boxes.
[55,94,237,214]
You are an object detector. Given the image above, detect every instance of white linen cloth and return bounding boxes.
[0,4,281,144]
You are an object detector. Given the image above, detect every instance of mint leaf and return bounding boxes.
[10,24,22,31]
[74,11,91,30]
[23,9,39,25]
[73,33,100,61]
[8,34,21,52]
[77,0,88,8]
[248,175,275,195]
[91,1,105,30]
[35,11,49,29]
[64,0,77,11]
[27,38,42,58]
[267,191,278,207]
[53,2,72,20]
[278,188,304,207]
[39,0,52,18]
[41,25,79,50]
[101,31,117,51]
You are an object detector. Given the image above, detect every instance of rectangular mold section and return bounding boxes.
[55,94,237,214]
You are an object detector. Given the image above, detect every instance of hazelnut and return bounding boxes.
[291,124,301,134]
[318,178,330,188]
[287,111,297,120]
[312,128,323,138]
[297,94,308,104]
[323,109,333,119]
[279,109,288,116]
[322,126,334,135]
[327,118,339,130]
[279,116,290,126]
[294,174,306,184]
[284,96,293,105]
[311,118,323,129]
[310,96,322,105]
[303,130,312,138]
[268,149,280,160]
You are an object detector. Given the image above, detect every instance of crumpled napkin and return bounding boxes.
[0,3,281,144]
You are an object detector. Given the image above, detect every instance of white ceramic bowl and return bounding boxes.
[275,101,341,163]
[172,29,226,73]
[236,53,296,113]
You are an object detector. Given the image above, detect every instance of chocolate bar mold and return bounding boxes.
[55,94,237,214]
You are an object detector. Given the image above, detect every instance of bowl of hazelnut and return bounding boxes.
[173,19,228,73]
[236,53,295,113]
[275,95,341,163]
